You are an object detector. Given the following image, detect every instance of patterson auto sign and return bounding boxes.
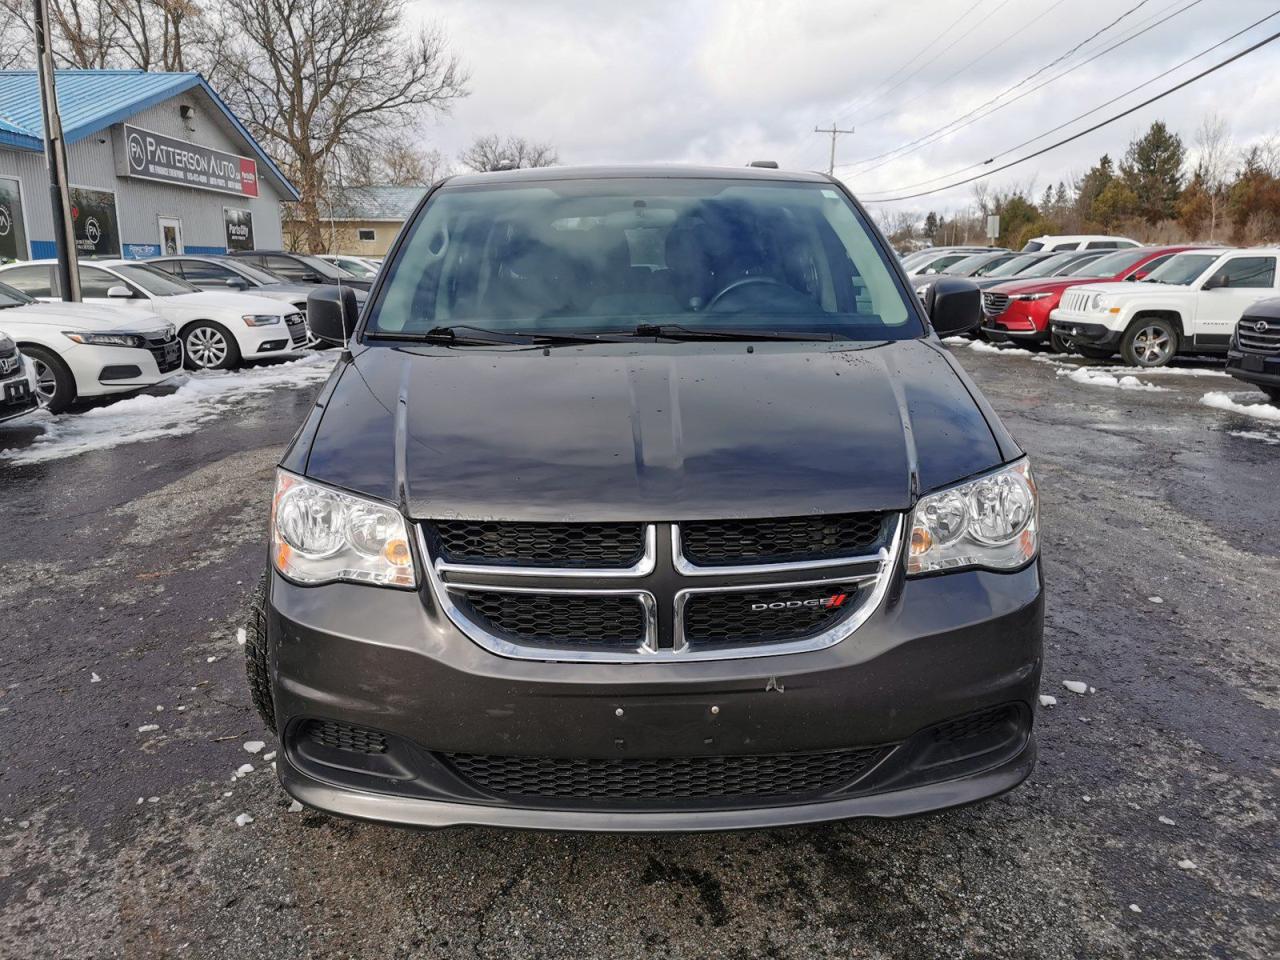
[115,124,259,198]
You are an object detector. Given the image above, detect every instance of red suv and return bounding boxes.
[980,246,1198,351]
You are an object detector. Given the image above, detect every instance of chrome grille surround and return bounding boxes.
[981,292,1010,318]
[420,516,903,664]
[1236,316,1280,354]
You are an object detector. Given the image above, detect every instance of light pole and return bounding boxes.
[814,123,855,177]
[32,0,80,301]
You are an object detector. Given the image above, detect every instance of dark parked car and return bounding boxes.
[246,164,1043,831]
[226,250,373,291]
[1227,297,1280,403]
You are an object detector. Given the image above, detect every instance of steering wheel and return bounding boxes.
[705,276,782,310]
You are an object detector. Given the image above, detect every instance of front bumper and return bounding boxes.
[1048,316,1123,349]
[266,559,1044,831]
[1225,348,1280,388]
[64,341,180,397]
[0,358,37,423]
[981,300,1052,342]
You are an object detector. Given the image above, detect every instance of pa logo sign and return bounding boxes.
[0,206,10,238]
[127,132,146,169]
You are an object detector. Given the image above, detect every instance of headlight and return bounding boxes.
[908,459,1038,575]
[271,470,416,588]
[242,314,282,327]
[1011,292,1052,301]
[1090,294,1107,312]
[62,331,146,348]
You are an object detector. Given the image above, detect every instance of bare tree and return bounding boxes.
[214,0,467,251]
[0,1,29,68]
[1191,112,1232,241]
[366,136,450,185]
[108,0,205,72]
[459,134,558,173]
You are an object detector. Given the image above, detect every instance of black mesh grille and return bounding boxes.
[459,591,645,648]
[431,521,645,568]
[683,583,860,647]
[304,719,388,755]
[931,705,1017,744]
[680,513,888,567]
[443,748,886,805]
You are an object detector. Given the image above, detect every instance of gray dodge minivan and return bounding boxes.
[247,165,1043,831]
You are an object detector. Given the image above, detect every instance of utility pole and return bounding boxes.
[814,122,855,177]
[32,0,80,301]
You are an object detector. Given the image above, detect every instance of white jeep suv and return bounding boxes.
[0,260,308,371]
[1049,248,1276,366]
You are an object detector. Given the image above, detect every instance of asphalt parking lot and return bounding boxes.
[0,345,1276,960]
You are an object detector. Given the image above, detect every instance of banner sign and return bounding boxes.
[124,243,161,260]
[117,123,259,198]
[70,186,121,257]
[0,177,28,261]
[224,208,255,251]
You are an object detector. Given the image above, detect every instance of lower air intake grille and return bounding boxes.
[679,513,887,566]
[682,583,859,647]
[443,748,886,804]
[458,591,645,649]
[931,705,1018,744]
[430,521,646,568]
[304,719,388,755]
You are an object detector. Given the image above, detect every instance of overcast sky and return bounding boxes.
[412,0,1280,218]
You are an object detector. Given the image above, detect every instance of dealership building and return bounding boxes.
[0,69,297,262]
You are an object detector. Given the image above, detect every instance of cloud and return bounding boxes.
[409,0,1280,214]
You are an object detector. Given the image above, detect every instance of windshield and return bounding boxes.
[367,178,921,340]
[985,254,1046,278]
[1056,253,1108,276]
[1017,253,1086,278]
[228,260,285,285]
[1070,249,1150,279]
[297,255,356,280]
[333,257,377,279]
[113,263,199,296]
[1144,253,1217,285]
[0,281,32,307]
[942,252,1003,276]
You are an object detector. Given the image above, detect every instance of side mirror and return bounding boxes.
[307,285,359,346]
[107,285,132,299]
[224,277,250,291]
[1127,271,1147,282]
[926,277,981,335]
[1202,274,1225,290]
[301,272,322,283]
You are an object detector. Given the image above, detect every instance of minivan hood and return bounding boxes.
[303,339,1006,522]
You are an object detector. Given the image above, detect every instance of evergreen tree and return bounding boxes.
[923,211,939,240]
[1076,155,1115,223]
[1120,121,1186,224]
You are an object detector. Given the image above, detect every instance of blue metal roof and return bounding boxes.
[0,69,299,199]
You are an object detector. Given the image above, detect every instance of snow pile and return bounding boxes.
[1177,859,1197,870]
[1230,429,1280,445]
[969,340,1036,357]
[243,740,265,754]
[1060,366,1166,392]
[235,627,247,646]
[1094,364,1229,379]
[1202,391,1280,422]
[1038,695,1057,708]
[137,724,159,733]
[1,354,335,465]
[234,813,254,827]
[1062,680,1089,695]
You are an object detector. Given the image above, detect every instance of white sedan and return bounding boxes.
[0,259,308,371]
[0,279,181,413]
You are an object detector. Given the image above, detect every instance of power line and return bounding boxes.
[793,0,985,170]
[860,25,1280,204]
[854,0,1069,132]
[842,0,1196,175]
[858,9,1280,197]
[838,0,1010,128]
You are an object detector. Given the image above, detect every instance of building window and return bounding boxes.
[357,228,376,242]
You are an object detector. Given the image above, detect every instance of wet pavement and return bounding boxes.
[0,344,1276,959]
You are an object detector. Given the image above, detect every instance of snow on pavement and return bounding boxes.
[1201,391,1280,423]
[1060,366,1166,392]
[0,353,335,465]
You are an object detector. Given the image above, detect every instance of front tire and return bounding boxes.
[1121,318,1178,367]
[22,345,76,414]
[243,573,277,733]
[182,321,241,371]
[1050,331,1076,354]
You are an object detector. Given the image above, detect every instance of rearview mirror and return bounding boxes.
[307,285,359,346]
[107,285,132,299]
[926,277,981,336]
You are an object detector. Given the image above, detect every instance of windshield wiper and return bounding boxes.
[415,324,632,346]
[632,323,836,342]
